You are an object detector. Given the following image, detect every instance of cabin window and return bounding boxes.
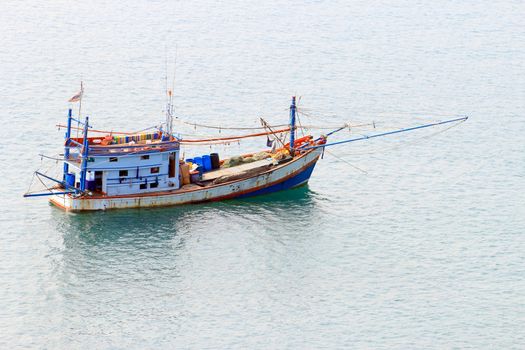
[109,157,118,162]
[140,183,147,190]
[151,167,160,174]
[141,155,150,160]
[119,170,128,177]
[150,183,158,189]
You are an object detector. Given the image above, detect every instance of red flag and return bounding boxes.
[68,82,83,102]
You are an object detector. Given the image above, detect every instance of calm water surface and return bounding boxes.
[1,0,524,348]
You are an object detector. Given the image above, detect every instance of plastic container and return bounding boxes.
[202,155,212,172]
[185,158,194,164]
[193,156,203,169]
[65,173,75,187]
[210,153,220,169]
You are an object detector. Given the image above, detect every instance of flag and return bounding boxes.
[266,136,274,147]
[68,90,82,102]
[68,82,83,102]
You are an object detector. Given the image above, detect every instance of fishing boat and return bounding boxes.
[24,89,467,211]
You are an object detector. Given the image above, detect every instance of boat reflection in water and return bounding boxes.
[54,185,321,247]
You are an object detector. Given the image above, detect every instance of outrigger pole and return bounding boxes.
[24,108,86,198]
[300,116,468,151]
[23,170,80,198]
[23,171,78,197]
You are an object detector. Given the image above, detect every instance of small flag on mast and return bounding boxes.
[68,82,83,102]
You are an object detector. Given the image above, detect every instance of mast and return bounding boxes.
[289,96,297,156]
[165,89,174,140]
[63,108,73,181]
[79,116,90,191]
[163,51,176,141]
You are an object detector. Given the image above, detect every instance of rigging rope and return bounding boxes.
[180,127,291,143]
[58,120,375,139]
[325,149,368,174]
[336,119,467,156]
[25,157,61,195]
[301,117,468,151]
[173,117,288,131]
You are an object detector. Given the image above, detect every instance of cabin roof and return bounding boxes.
[88,140,180,156]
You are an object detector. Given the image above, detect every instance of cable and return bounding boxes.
[325,149,368,174]
[173,116,288,131]
[336,119,467,156]
[180,127,291,143]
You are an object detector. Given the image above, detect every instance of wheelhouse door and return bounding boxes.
[94,171,103,191]
[169,152,176,178]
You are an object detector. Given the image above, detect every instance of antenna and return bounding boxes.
[164,46,177,139]
[171,45,178,101]
[164,44,168,99]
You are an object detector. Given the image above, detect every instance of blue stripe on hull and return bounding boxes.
[237,161,318,199]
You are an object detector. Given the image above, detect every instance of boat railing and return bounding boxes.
[106,173,168,185]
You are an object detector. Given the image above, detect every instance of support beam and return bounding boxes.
[79,116,90,191]
[63,108,72,181]
[70,117,92,127]
[35,171,78,192]
[24,191,76,198]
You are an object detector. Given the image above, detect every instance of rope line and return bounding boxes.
[335,119,466,156]
[325,149,368,174]
[173,117,288,131]
[301,117,468,151]
[180,127,291,143]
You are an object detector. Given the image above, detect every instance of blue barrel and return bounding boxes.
[210,153,220,169]
[202,155,212,172]
[185,158,194,164]
[65,173,75,187]
[193,156,203,168]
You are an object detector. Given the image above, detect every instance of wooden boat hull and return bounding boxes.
[49,148,322,211]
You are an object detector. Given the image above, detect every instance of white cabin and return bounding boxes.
[66,148,180,195]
